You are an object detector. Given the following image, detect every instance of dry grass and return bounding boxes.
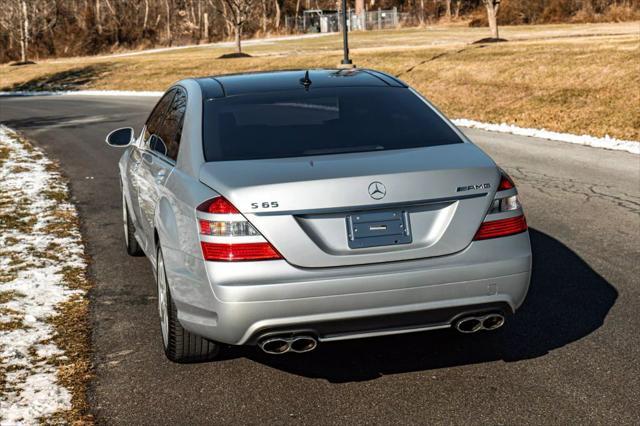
[1,22,639,140]
[0,131,93,424]
[0,307,25,332]
[48,290,94,425]
[43,182,94,425]
[403,35,640,140]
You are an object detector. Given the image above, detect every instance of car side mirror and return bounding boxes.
[106,127,134,147]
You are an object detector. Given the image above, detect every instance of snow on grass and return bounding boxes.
[452,118,640,155]
[0,125,88,424]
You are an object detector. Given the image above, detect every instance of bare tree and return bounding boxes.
[0,0,56,63]
[142,0,150,32]
[217,0,257,54]
[95,0,103,34]
[294,0,301,22]
[203,11,209,39]
[165,0,172,45]
[261,0,267,33]
[483,0,500,39]
[273,0,281,30]
[1,0,636,64]
[19,0,29,62]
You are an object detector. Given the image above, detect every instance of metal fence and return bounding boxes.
[284,9,409,34]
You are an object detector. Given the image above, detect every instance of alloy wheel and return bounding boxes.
[157,251,169,347]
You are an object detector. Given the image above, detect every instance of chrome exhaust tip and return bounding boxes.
[455,313,505,334]
[455,317,483,333]
[482,314,505,330]
[258,335,319,355]
[259,338,290,355]
[289,336,318,353]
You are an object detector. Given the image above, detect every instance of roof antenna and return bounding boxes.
[300,70,312,91]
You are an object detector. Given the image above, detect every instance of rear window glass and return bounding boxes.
[202,87,463,161]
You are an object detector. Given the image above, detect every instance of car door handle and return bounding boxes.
[131,156,141,172]
[142,152,154,164]
[155,169,167,184]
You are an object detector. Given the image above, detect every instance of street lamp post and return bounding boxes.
[340,0,355,68]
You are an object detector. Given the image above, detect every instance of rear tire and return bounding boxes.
[156,247,220,363]
[123,194,143,256]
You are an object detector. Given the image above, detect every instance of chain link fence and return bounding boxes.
[284,9,410,34]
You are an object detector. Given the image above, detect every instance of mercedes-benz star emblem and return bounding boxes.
[368,181,386,200]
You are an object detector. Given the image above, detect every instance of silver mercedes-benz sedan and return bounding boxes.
[106,69,531,362]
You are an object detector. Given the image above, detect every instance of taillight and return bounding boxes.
[488,171,521,214]
[200,242,281,261]
[474,215,527,240]
[198,219,260,237]
[498,174,515,191]
[488,194,521,214]
[475,170,527,240]
[196,196,281,261]
[198,197,239,214]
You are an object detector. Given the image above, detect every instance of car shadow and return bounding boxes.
[1,115,126,131]
[1,64,112,92]
[229,228,617,382]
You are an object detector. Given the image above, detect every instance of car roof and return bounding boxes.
[194,68,407,99]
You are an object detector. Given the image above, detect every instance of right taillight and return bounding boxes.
[498,174,515,191]
[474,215,528,240]
[196,196,282,261]
[474,171,528,240]
[487,193,521,214]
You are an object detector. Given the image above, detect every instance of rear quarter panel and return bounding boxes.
[160,168,222,313]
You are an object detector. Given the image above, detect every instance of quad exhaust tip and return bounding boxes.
[258,314,504,353]
[259,335,318,355]
[455,313,505,334]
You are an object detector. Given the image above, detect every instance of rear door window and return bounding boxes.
[157,88,187,161]
[144,89,175,143]
[202,87,463,161]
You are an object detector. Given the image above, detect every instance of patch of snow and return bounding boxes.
[0,125,87,424]
[453,118,639,155]
[4,373,72,424]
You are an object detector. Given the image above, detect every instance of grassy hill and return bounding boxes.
[1,22,639,141]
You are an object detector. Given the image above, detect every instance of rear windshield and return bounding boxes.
[202,87,463,161]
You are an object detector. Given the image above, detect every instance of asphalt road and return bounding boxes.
[1,95,639,425]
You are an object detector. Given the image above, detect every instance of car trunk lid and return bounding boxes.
[199,143,499,267]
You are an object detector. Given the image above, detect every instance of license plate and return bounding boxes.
[346,210,412,249]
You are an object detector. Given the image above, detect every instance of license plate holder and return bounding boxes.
[346,210,412,249]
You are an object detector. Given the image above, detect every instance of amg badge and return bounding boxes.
[457,183,491,192]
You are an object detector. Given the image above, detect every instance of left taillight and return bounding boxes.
[474,171,528,240]
[196,196,282,261]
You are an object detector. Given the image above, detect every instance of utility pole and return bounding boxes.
[339,0,355,68]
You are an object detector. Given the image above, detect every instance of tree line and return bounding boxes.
[0,0,637,63]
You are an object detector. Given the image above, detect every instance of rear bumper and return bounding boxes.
[245,301,514,344]
[165,232,532,345]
